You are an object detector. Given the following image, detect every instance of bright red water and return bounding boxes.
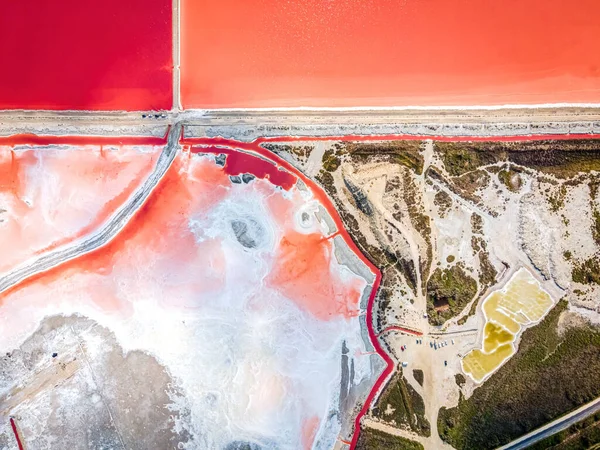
[0,131,169,147]
[198,147,297,190]
[0,0,172,110]
[181,0,600,108]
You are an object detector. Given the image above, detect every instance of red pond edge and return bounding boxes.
[0,128,170,147]
[254,133,600,144]
[2,130,600,147]
[10,417,24,450]
[186,145,297,190]
[0,130,599,449]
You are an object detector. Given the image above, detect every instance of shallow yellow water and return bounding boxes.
[462,343,514,383]
[482,322,513,353]
[462,268,553,383]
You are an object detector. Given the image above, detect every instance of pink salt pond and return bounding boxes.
[0,144,384,448]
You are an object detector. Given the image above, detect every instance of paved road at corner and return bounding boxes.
[0,124,181,295]
[498,396,600,450]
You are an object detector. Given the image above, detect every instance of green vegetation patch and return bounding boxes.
[547,185,568,212]
[322,149,342,172]
[438,300,600,449]
[315,170,336,197]
[434,190,453,218]
[572,257,600,285]
[345,141,424,174]
[593,209,600,246]
[435,142,505,177]
[426,265,478,326]
[454,373,466,388]
[401,172,432,287]
[356,427,424,450]
[403,172,431,239]
[497,166,523,192]
[477,243,497,289]
[457,298,478,326]
[471,213,484,234]
[413,369,424,387]
[452,170,491,199]
[373,369,431,437]
[470,213,497,291]
[508,147,600,178]
[436,139,600,179]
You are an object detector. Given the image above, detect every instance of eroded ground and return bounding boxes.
[267,137,600,449]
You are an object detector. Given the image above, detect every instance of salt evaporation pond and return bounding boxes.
[181,0,600,107]
[462,268,553,383]
[0,143,384,448]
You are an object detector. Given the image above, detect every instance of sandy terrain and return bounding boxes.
[267,136,600,449]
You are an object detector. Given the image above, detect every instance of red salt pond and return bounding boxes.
[0,133,169,147]
[202,147,297,190]
[181,0,600,108]
[0,0,172,110]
